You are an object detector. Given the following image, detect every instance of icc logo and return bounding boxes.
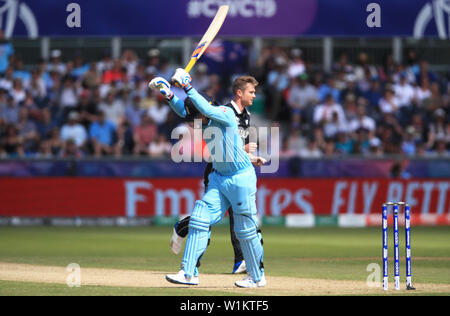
[414,0,450,38]
[0,0,38,38]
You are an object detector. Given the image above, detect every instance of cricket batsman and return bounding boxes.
[149,70,266,288]
[167,82,262,275]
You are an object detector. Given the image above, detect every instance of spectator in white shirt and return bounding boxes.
[58,75,79,121]
[313,94,346,128]
[287,48,305,79]
[413,77,432,107]
[394,74,415,107]
[349,104,376,138]
[379,86,400,114]
[287,73,318,128]
[60,111,87,148]
[47,50,66,75]
[10,78,26,105]
[148,101,170,127]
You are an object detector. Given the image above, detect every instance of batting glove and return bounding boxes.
[149,77,174,100]
[171,68,193,92]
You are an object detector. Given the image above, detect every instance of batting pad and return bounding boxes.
[182,200,210,277]
[234,214,264,282]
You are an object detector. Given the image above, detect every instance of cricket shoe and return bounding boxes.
[170,223,185,255]
[232,260,247,274]
[166,270,199,285]
[235,273,266,288]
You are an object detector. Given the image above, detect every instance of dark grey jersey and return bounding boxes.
[224,102,251,145]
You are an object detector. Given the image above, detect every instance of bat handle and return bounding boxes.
[185,58,197,74]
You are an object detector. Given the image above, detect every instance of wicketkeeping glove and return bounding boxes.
[171,68,193,92]
[149,77,174,100]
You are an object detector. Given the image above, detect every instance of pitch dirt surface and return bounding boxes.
[1,262,450,295]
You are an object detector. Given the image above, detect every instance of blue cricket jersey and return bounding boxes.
[169,89,252,176]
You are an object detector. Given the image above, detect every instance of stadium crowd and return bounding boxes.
[0,38,449,159]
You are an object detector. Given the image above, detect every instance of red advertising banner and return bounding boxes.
[0,178,448,218]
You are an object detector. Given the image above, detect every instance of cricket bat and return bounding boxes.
[185,5,229,73]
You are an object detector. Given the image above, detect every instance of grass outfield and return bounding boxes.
[0,226,449,295]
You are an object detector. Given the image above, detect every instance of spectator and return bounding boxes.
[323,138,336,156]
[139,88,158,110]
[378,116,403,154]
[0,30,14,74]
[35,140,53,158]
[10,78,26,105]
[75,90,98,130]
[133,113,157,156]
[335,132,353,155]
[287,48,305,79]
[157,57,175,81]
[267,55,289,120]
[148,100,170,127]
[340,75,361,104]
[368,137,384,157]
[37,58,52,89]
[102,59,125,84]
[13,59,31,85]
[60,111,87,149]
[0,94,19,124]
[99,91,125,127]
[298,137,322,158]
[59,138,84,158]
[16,107,38,154]
[21,92,40,121]
[433,137,449,157]
[28,69,47,102]
[71,55,90,79]
[379,85,399,114]
[343,93,358,122]
[57,75,79,119]
[415,60,437,84]
[313,94,346,131]
[413,77,432,108]
[97,50,113,74]
[115,120,134,156]
[363,78,383,110]
[352,128,370,155]
[89,111,117,157]
[427,82,446,115]
[0,67,14,91]
[48,127,63,156]
[394,74,415,107]
[318,75,340,103]
[121,49,139,78]
[333,52,353,74]
[426,108,449,149]
[191,63,210,92]
[47,49,66,74]
[354,52,377,82]
[149,133,172,158]
[402,126,417,156]
[82,63,102,89]
[287,73,318,128]
[36,108,57,140]
[348,103,376,137]
[125,94,145,128]
[278,136,296,159]
[1,124,24,157]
